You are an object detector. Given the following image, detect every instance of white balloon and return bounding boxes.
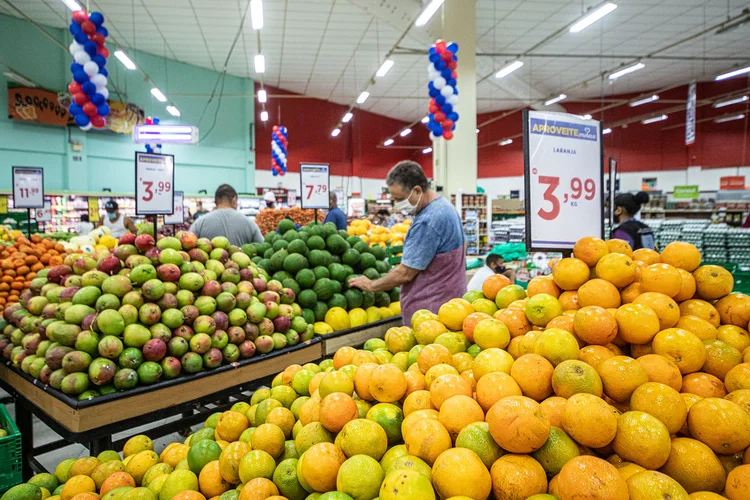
[98,87,109,99]
[447,94,459,106]
[90,74,107,87]
[83,61,99,76]
[80,122,93,131]
[441,85,454,97]
[74,50,91,65]
[427,65,439,78]
[433,77,447,90]
[429,132,437,141]
[69,41,83,56]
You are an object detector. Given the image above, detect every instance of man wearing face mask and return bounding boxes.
[348,161,466,325]
[101,200,137,238]
[467,254,516,292]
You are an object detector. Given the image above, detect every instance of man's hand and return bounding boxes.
[348,275,374,292]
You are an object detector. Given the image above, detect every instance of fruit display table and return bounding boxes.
[319,316,402,356]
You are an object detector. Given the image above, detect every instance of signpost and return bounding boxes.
[135,152,175,235]
[300,163,330,222]
[523,110,604,251]
[12,166,44,237]
[673,185,700,199]
[165,191,185,225]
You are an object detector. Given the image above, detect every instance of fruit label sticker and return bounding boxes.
[135,152,175,215]
[523,110,603,251]
[165,191,185,225]
[300,163,330,209]
[12,166,44,209]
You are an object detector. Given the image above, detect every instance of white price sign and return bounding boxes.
[135,152,175,215]
[524,110,603,250]
[12,166,44,209]
[164,191,185,225]
[35,200,52,222]
[300,163,330,209]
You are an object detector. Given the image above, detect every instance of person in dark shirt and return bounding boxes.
[323,192,347,230]
[611,192,655,250]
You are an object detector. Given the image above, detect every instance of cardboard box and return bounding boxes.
[492,198,524,210]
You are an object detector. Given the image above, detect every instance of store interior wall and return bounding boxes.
[0,14,255,195]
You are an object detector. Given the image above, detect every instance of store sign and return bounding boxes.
[35,200,52,222]
[720,176,745,190]
[300,163,330,209]
[334,189,345,209]
[674,185,700,199]
[12,166,45,209]
[88,198,100,222]
[287,189,297,206]
[686,82,697,146]
[165,191,185,225]
[0,196,7,214]
[135,152,175,215]
[347,198,365,217]
[523,110,603,250]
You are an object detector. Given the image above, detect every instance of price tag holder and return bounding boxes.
[165,191,185,225]
[300,163,330,209]
[135,152,175,215]
[88,197,100,222]
[523,110,604,251]
[12,166,44,209]
[35,200,52,222]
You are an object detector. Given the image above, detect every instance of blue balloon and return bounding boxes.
[272,169,278,177]
[89,12,104,26]
[70,62,83,74]
[91,94,105,106]
[452,124,456,131]
[447,42,458,53]
[435,95,446,106]
[73,71,89,84]
[68,103,82,116]
[447,78,456,87]
[452,55,458,61]
[97,104,110,116]
[428,81,436,91]
[75,114,90,127]
[429,53,440,63]
[448,112,459,121]
[74,31,88,44]
[435,60,446,71]
[429,88,439,98]
[428,46,436,55]
[153,117,160,124]
[96,26,109,37]
[93,55,106,68]
[441,68,452,79]
[82,81,97,96]
[84,41,98,57]
[428,113,435,121]
[433,127,443,137]
[69,22,81,35]
[99,67,108,77]
[442,103,453,114]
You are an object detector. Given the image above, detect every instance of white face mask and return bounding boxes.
[393,188,422,215]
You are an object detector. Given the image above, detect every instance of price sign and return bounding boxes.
[300,163,330,209]
[135,152,175,215]
[12,166,44,208]
[88,197,100,222]
[0,196,7,214]
[523,110,603,251]
[165,191,185,225]
[35,200,52,222]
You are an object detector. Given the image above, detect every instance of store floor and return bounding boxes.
[0,387,204,473]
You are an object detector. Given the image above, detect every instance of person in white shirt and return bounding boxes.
[75,214,94,235]
[100,200,137,238]
[467,254,516,291]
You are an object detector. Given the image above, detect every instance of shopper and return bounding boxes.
[75,214,94,235]
[264,191,277,209]
[348,161,466,325]
[611,192,655,250]
[190,184,264,246]
[323,192,347,231]
[101,200,137,238]
[467,254,516,291]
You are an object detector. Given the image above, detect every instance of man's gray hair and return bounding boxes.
[386,161,430,191]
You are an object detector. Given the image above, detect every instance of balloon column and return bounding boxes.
[271,126,288,177]
[144,117,162,153]
[67,10,110,131]
[427,40,459,141]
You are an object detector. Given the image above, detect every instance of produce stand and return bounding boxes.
[319,316,402,356]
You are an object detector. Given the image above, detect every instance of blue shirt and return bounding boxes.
[402,196,465,271]
[324,207,347,231]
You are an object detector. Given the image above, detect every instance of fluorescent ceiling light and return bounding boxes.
[476,129,480,133]
[629,95,659,107]
[250,0,264,30]
[257,89,267,103]
[166,106,180,117]
[569,2,617,33]
[603,128,612,134]
[415,0,445,27]
[151,88,168,102]
[114,50,137,70]
[495,60,524,79]
[331,128,341,137]
[714,95,748,108]
[715,114,745,123]
[544,94,567,106]
[384,139,394,146]
[260,111,268,122]
[422,147,432,154]
[400,128,412,137]
[254,54,266,74]
[3,72,36,87]
[60,0,83,11]
[342,112,353,123]
[608,62,645,80]
[499,139,513,146]
[133,125,198,144]
[376,60,395,78]
[642,114,667,124]
[716,66,750,81]
[421,116,430,124]
[356,91,370,104]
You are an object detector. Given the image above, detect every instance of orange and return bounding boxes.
[598,355,649,403]
[539,396,567,428]
[403,418,452,465]
[368,364,407,403]
[562,392,618,448]
[688,398,750,454]
[486,396,550,453]
[680,299,721,327]
[472,347,514,380]
[557,456,629,500]
[402,390,435,416]
[558,290,580,311]
[352,363,378,401]
[547,314,575,333]
[525,294,564,327]
[660,241,702,272]
[460,312,491,343]
[718,325,750,353]
[473,318,511,350]
[266,407,295,438]
[403,369,426,396]
[630,342,653,358]
[633,247,662,266]
[170,493,206,500]
[725,363,750,392]
[333,346,357,370]
[424,364,459,389]
[552,258,590,290]
[61,476,96,500]
[675,268,698,302]
[494,308,532,338]
[574,306,617,345]
[384,326,417,354]
[579,345,616,370]
[620,282,644,303]
[616,462,647,481]
[725,389,750,414]
[438,395,485,439]
[726,464,750,500]
[640,263,683,298]
[430,373,472,409]
[475,371,522,411]
[637,354,683,391]
[676,315,718,341]
[489,455,548,500]
[100,472,135,496]
[527,275,561,298]
[552,359,603,398]
[596,252,638,288]
[614,411,671,469]
[198,460,231,498]
[216,411,249,442]
[218,441,251,485]
[250,424,286,459]
[414,319,448,345]
[607,238,634,257]
[432,448,491,500]
[319,392,357,433]
[482,274,512,300]
[416,344,453,374]
[577,279,621,309]
[437,300,473,331]
[633,292,680,329]
[532,328,579,367]
[630,382,687,433]
[716,293,750,328]
[660,437,726,494]
[615,303,660,344]
[626,470,689,500]
[298,442,346,492]
[69,494,99,500]
[509,354,553,402]
[681,373,726,399]
[495,285,528,309]
[238,478,278,500]
[694,265,734,301]
[653,328,707,375]
[574,236,609,267]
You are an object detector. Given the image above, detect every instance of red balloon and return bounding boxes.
[443,119,454,129]
[98,46,109,58]
[435,40,446,53]
[68,82,82,95]
[452,70,458,79]
[434,112,446,122]
[72,11,88,23]
[92,33,106,46]
[145,116,153,124]
[429,103,439,114]
[443,130,454,140]
[83,102,98,117]
[441,51,453,62]
[81,21,95,35]
[73,92,89,106]
[91,115,106,128]
[272,125,278,131]
[447,60,457,70]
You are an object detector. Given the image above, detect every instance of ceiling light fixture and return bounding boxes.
[570,2,617,33]
[257,89,267,103]
[114,50,137,70]
[608,62,645,80]
[603,128,612,134]
[331,128,341,137]
[60,0,82,11]
[716,66,750,81]
[376,60,395,78]
[421,116,430,124]
[714,96,749,108]
[384,139,394,146]
[254,54,266,74]
[495,60,524,79]
[642,114,667,124]
[133,125,199,144]
[3,72,36,87]
[476,129,480,133]
[400,128,412,137]
[715,114,745,123]
[260,111,268,122]
[629,95,659,107]
[423,147,432,154]
[499,139,513,146]
[544,94,567,106]
[166,106,180,117]
[356,91,370,104]
[342,112,353,123]
[250,0,264,30]
[415,0,446,27]
[151,88,168,102]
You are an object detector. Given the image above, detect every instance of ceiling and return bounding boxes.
[2,0,749,122]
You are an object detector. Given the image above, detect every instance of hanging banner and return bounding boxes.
[686,82,697,146]
[165,191,185,225]
[720,176,745,190]
[523,110,604,251]
[673,185,700,199]
[135,152,175,215]
[12,166,45,209]
[300,163,330,209]
[88,197,100,222]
